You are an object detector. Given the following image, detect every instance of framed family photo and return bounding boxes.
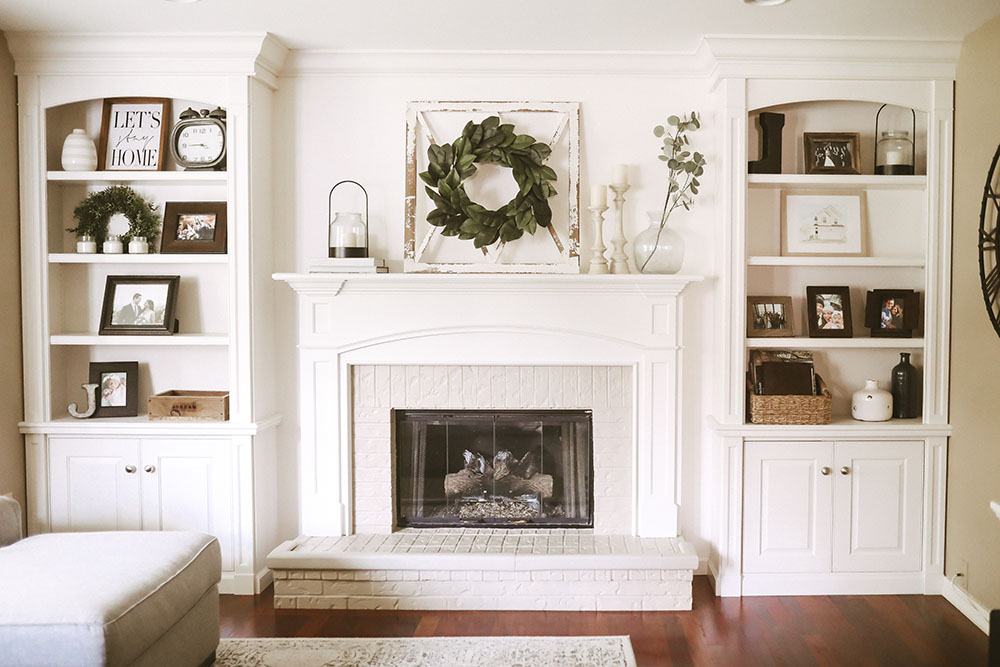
[88,361,139,418]
[99,275,179,335]
[781,190,867,256]
[803,132,861,175]
[98,97,170,171]
[806,286,853,338]
[864,289,920,337]
[747,296,794,337]
[161,202,227,254]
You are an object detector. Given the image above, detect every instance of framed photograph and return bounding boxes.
[161,202,227,254]
[781,190,867,256]
[88,362,139,418]
[806,286,853,338]
[747,296,794,337]
[98,97,170,171]
[99,275,180,335]
[803,132,861,175]
[865,289,920,337]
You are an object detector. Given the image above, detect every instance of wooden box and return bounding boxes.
[148,390,229,421]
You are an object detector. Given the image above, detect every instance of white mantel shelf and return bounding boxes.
[273,272,703,296]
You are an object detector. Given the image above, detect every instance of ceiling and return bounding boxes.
[0,0,997,52]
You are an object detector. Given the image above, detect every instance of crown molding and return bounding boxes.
[6,32,289,88]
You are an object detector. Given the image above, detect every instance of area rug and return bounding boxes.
[216,635,636,666]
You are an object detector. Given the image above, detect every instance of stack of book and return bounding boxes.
[308,257,387,274]
[749,350,817,396]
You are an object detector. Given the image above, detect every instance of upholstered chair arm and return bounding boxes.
[0,494,23,547]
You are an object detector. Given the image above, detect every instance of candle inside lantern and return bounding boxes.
[590,184,607,208]
[883,150,906,165]
[612,164,629,187]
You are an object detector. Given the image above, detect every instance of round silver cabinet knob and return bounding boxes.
[820,466,831,476]
[125,465,136,474]
[840,466,851,475]
[144,465,156,473]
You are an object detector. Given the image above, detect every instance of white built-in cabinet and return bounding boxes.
[9,34,288,594]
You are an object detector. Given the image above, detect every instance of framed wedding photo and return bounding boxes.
[806,286,853,338]
[747,296,794,338]
[864,289,920,337]
[99,275,179,335]
[161,202,227,254]
[803,132,861,175]
[88,361,139,418]
[781,190,867,257]
[98,97,170,171]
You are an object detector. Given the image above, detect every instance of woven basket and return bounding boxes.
[747,375,832,425]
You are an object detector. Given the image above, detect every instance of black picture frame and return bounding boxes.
[865,289,920,337]
[803,132,861,175]
[88,361,139,418]
[806,286,854,338]
[99,275,179,335]
[161,202,227,254]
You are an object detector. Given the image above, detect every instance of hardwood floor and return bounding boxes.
[220,576,988,666]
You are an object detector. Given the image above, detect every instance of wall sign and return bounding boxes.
[98,97,170,171]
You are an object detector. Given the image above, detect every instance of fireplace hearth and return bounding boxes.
[394,410,593,528]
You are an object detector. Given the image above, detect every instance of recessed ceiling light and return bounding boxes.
[744,0,789,5]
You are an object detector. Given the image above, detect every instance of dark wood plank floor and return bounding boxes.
[220,576,988,666]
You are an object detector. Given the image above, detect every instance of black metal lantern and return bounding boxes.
[874,104,915,175]
[327,180,369,258]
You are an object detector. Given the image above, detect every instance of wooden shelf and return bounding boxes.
[746,337,924,349]
[46,170,227,186]
[50,333,229,346]
[49,253,228,264]
[19,415,281,437]
[747,174,927,190]
[747,256,925,268]
[709,415,951,439]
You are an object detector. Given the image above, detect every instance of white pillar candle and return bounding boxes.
[590,184,607,208]
[612,164,629,187]
[883,150,907,166]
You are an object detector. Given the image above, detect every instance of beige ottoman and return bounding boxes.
[0,529,220,667]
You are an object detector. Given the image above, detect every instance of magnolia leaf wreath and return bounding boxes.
[67,185,161,246]
[419,116,558,249]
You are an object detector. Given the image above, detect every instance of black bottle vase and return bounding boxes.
[890,352,920,419]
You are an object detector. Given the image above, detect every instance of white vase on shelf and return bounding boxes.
[60,129,97,171]
[851,379,893,422]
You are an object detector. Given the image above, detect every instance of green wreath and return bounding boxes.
[419,116,557,249]
[67,185,160,246]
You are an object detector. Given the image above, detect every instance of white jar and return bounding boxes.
[61,129,98,171]
[851,379,893,422]
[76,235,97,254]
[128,236,149,254]
[102,235,123,254]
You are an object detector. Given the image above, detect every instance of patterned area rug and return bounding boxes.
[216,636,636,666]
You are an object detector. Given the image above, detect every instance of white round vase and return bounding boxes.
[61,129,98,171]
[851,379,893,422]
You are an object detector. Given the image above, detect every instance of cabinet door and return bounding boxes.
[139,439,235,571]
[743,441,833,573]
[48,438,141,532]
[833,440,923,572]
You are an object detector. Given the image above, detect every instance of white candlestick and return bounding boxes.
[587,204,610,275]
[612,164,629,188]
[608,184,631,274]
[590,184,607,208]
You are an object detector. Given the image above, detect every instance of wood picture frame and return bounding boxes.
[747,296,794,337]
[99,275,179,335]
[864,289,920,337]
[404,101,580,273]
[161,202,227,254]
[98,97,170,171]
[803,132,861,175]
[781,190,867,257]
[88,361,139,418]
[806,286,854,338]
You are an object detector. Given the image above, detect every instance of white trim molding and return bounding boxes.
[941,578,991,635]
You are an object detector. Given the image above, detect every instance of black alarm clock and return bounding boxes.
[170,107,226,171]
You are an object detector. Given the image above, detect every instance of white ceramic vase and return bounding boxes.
[851,379,893,422]
[61,129,98,171]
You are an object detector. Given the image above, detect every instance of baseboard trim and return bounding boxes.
[941,577,990,635]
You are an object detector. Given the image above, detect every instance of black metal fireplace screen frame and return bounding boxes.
[392,409,594,529]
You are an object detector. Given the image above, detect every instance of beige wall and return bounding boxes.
[948,15,1000,609]
[0,33,24,515]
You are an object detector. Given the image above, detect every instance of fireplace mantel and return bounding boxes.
[275,272,701,538]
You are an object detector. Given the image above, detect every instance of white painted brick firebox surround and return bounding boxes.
[352,365,632,534]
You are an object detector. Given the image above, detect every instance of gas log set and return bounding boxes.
[444,449,555,521]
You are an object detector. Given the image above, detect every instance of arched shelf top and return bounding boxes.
[746,79,940,115]
[44,96,226,114]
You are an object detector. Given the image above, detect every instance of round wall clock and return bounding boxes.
[169,107,226,171]
[979,143,1000,337]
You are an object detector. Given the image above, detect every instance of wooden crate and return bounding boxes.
[148,390,229,421]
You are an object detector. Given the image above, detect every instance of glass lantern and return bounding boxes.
[327,180,369,258]
[874,104,916,175]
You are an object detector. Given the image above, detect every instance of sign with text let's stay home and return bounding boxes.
[98,97,170,171]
